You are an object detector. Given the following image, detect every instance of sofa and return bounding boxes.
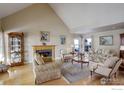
[33,53,62,84]
[88,48,118,63]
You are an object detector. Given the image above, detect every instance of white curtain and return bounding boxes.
[0,22,5,63]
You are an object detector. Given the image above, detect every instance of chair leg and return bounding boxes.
[35,79,37,85]
[87,63,89,67]
[114,72,117,78]
[81,63,83,69]
[90,71,93,78]
[71,60,73,64]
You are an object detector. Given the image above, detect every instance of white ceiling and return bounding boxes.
[0,3,124,34]
[50,3,124,33]
[0,3,32,19]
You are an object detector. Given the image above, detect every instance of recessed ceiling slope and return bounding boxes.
[50,3,124,34]
[0,3,32,19]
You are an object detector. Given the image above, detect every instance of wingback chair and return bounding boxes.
[33,53,62,84]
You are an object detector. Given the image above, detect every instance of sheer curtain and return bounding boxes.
[0,22,5,64]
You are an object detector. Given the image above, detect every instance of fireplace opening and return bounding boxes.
[36,50,52,57]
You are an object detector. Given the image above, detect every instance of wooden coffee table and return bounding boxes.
[72,58,89,69]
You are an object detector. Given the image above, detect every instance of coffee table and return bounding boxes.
[72,57,89,69]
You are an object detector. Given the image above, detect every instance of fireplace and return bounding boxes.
[33,45,55,62]
[36,50,52,57]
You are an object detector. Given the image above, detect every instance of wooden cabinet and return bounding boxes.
[8,32,24,66]
[120,34,124,45]
[120,33,124,58]
[120,51,124,58]
[120,33,124,71]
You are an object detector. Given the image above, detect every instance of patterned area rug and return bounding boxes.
[61,62,90,83]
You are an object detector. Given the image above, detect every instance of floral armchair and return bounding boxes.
[90,58,122,84]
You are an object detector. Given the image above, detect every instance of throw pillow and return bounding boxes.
[34,53,45,65]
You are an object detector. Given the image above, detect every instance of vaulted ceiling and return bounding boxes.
[0,3,124,34]
[50,3,124,34]
[0,3,32,19]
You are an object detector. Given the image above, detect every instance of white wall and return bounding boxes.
[2,4,73,63]
[83,29,124,56]
[0,25,3,61]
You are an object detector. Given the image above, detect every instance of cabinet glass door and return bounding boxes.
[10,36,21,64]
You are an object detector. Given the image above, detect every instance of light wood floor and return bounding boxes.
[0,63,124,85]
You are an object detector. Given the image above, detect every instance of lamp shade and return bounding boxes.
[120,46,124,50]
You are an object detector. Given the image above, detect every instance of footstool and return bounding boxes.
[0,64,9,73]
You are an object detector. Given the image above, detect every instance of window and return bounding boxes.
[84,38,92,52]
[74,39,80,52]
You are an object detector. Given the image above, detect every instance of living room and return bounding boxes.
[0,3,124,86]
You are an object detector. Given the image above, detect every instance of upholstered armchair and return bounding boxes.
[61,51,76,62]
[89,57,122,84]
[33,53,62,84]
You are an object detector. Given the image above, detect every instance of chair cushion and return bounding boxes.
[34,53,45,65]
[64,55,72,59]
[95,66,112,77]
[103,57,119,68]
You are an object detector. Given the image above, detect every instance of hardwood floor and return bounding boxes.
[0,63,124,85]
[0,64,34,85]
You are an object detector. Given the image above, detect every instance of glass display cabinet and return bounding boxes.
[8,32,24,66]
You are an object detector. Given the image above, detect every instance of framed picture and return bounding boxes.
[99,35,113,45]
[60,35,66,45]
[40,31,50,42]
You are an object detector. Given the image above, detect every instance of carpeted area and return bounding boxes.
[61,62,90,83]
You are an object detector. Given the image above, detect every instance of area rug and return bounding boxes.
[61,62,90,83]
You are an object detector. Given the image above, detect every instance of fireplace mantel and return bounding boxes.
[32,45,55,62]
